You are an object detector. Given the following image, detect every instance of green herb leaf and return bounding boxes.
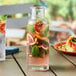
[27,25,35,33]
[44,50,48,55]
[44,26,49,37]
[39,53,43,58]
[32,45,40,57]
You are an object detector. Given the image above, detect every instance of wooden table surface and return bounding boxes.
[0,46,76,76]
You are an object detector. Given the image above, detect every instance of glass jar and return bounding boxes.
[0,15,6,61]
[26,6,49,71]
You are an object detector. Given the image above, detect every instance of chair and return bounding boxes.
[0,3,33,46]
[0,3,75,46]
[0,3,33,28]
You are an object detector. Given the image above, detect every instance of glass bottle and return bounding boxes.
[0,15,6,61]
[26,6,49,71]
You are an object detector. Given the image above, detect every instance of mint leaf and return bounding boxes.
[44,50,48,55]
[32,45,40,57]
[27,25,35,33]
[44,26,49,37]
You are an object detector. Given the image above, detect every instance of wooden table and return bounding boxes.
[0,46,76,76]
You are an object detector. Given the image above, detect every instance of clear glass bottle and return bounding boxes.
[0,15,6,61]
[26,6,49,71]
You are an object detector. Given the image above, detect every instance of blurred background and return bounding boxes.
[0,0,76,21]
[0,0,75,46]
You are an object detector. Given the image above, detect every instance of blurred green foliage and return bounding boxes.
[46,0,76,20]
[1,0,76,20]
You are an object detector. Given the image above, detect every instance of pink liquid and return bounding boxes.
[27,54,49,66]
[26,42,49,71]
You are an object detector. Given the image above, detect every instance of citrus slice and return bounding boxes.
[27,33,37,45]
[35,33,47,40]
[35,31,40,35]
[66,36,76,48]
[38,44,49,50]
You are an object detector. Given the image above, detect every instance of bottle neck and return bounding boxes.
[31,7,45,19]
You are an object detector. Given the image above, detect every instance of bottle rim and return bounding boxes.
[30,6,46,10]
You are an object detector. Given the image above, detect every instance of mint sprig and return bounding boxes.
[32,45,40,57]
[44,26,49,37]
[27,25,35,33]
[44,50,49,55]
